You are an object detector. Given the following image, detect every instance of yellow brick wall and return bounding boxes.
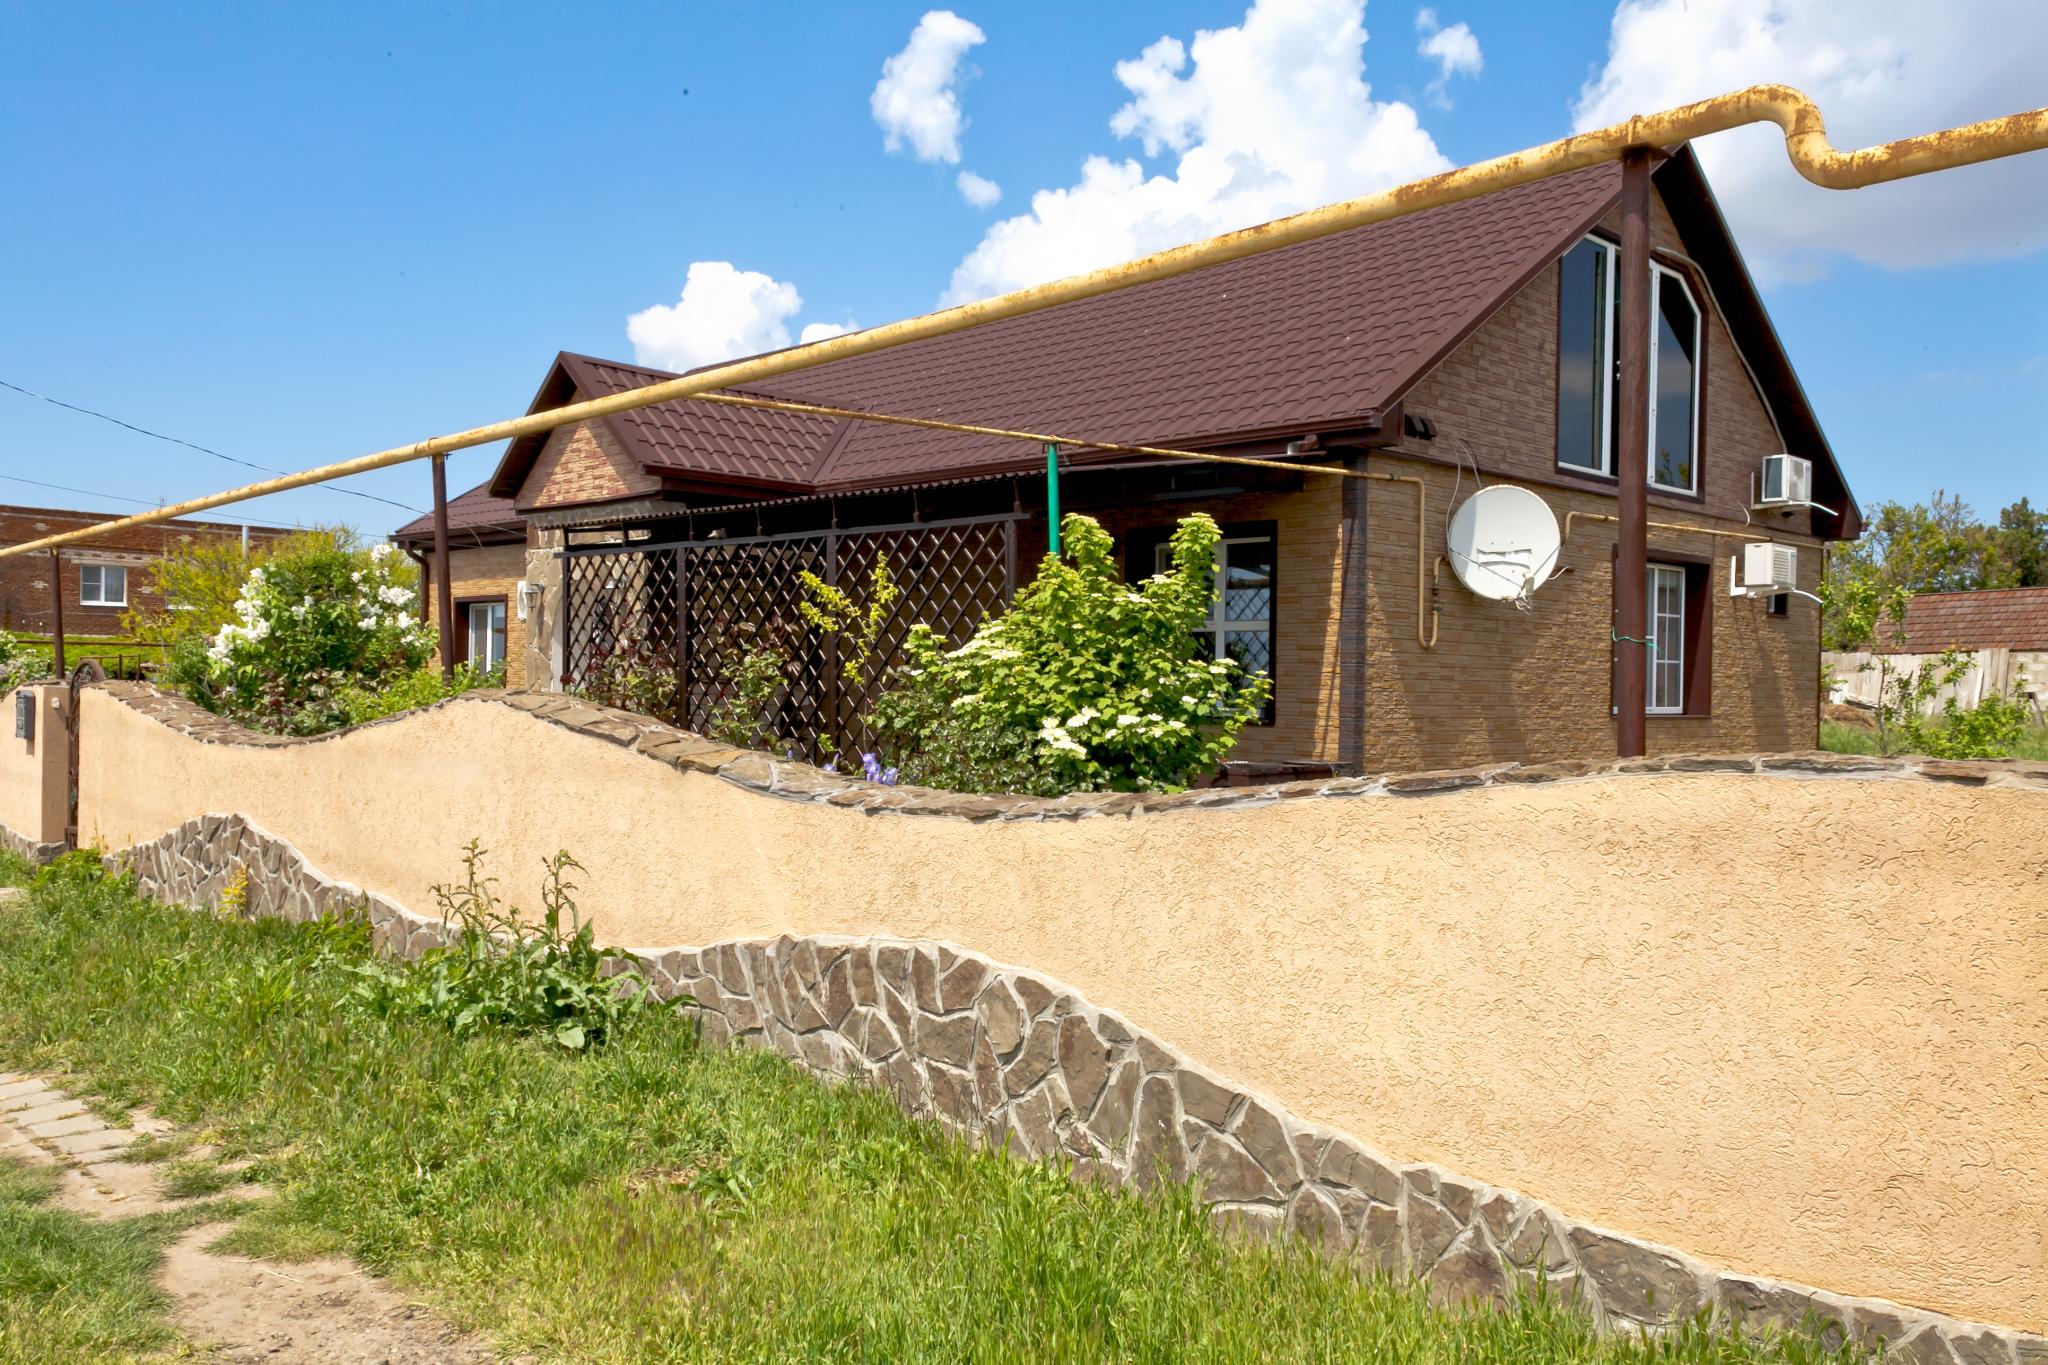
[426,543,530,688]
[517,419,656,510]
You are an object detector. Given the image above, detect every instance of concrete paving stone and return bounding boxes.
[0,1083,59,1110]
[10,1099,85,1125]
[30,1112,113,1139]
[50,1128,139,1158]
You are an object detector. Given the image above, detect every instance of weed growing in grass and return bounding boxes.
[0,860,1871,1364]
[323,841,652,1050]
[161,1158,238,1200]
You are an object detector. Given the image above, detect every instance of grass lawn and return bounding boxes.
[0,1158,200,1364]
[1819,720,2048,760]
[0,854,1863,1364]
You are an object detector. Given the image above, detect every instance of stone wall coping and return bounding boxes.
[92,680,2048,823]
[106,807,2048,1360]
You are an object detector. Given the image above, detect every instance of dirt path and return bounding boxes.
[0,1070,501,1363]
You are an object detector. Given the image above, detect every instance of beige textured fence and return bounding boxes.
[36,682,2048,1344]
[1826,647,2046,720]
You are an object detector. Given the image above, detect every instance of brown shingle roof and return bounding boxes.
[392,481,523,547]
[487,150,1853,534]
[1889,588,2048,653]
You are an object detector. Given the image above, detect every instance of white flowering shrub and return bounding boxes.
[0,631,41,692]
[870,513,1269,793]
[194,540,434,734]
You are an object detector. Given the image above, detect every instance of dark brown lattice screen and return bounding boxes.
[562,515,1018,761]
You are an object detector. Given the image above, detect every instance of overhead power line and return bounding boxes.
[0,471,307,529]
[0,377,426,516]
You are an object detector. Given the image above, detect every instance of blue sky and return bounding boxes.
[1,0,2040,534]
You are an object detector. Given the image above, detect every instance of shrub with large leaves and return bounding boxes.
[872,513,1268,793]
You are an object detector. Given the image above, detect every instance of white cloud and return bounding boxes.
[871,10,987,165]
[799,321,855,344]
[626,262,847,370]
[956,169,1003,207]
[945,0,1451,304]
[1415,9,1482,105]
[1573,0,2048,280]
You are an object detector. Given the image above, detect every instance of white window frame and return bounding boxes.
[464,600,507,674]
[1560,236,1617,477]
[1560,237,1702,494]
[78,563,128,608]
[1155,533,1275,719]
[1646,563,1686,715]
[1647,261,1703,496]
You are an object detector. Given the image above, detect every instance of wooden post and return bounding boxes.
[1614,148,1653,758]
[48,549,65,677]
[431,455,454,681]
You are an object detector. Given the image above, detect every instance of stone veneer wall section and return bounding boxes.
[114,809,2047,1365]
[74,681,2048,1340]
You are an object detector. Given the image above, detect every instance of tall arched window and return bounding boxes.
[1555,237,1702,495]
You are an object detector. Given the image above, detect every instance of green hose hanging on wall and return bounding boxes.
[1046,443,1060,555]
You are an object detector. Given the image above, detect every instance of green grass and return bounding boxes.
[1820,720,2048,760]
[0,1158,194,1364]
[0,866,1865,1364]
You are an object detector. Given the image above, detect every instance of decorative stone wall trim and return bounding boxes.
[106,810,2046,1362]
[0,820,68,866]
[89,681,2048,824]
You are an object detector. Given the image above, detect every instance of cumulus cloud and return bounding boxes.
[626,262,850,370]
[1573,0,2048,279]
[956,169,1003,207]
[871,10,987,165]
[799,321,855,344]
[945,0,1451,303]
[1415,9,1482,105]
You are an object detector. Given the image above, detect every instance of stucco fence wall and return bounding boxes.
[66,683,2048,1353]
[0,682,72,863]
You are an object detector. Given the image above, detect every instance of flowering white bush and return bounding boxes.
[198,539,434,734]
[870,513,1269,793]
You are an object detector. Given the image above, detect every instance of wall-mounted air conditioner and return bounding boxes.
[1731,542,1799,597]
[1753,454,1814,512]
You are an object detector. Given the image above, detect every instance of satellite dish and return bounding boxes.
[1445,486,1561,603]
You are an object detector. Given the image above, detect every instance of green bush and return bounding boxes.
[0,631,40,691]
[871,513,1268,793]
[335,661,501,727]
[176,536,434,735]
[322,842,650,1050]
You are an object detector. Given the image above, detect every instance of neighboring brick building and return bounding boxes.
[0,504,284,637]
[482,144,1860,772]
[391,485,532,687]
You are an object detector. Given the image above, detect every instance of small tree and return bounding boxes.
[871,513,1269,793]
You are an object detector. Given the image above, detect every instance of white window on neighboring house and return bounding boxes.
[79,563,127,607]
[464,600,507,674]
[1646,563,1686,714]
[1156,531,1275,723]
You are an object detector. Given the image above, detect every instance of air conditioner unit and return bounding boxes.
[1731,542,1798,596]
[1754,454,1813,510]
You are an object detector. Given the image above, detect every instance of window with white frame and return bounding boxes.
[1155,531,1275,723]
[464,600,507,674]
[1646,564,1686,713]
[79,563,127,607]
[1555,237,1703,494]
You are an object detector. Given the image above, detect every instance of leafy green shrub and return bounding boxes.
[335,661,501,727]
[1884,657,2031,759]
[871,513,1268,793]
[180,537,433,735]
[324,842,650,1050]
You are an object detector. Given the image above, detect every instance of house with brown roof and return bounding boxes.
[391,483,529,686]
[471,146,1861,773]
[1827,587,2048,722]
